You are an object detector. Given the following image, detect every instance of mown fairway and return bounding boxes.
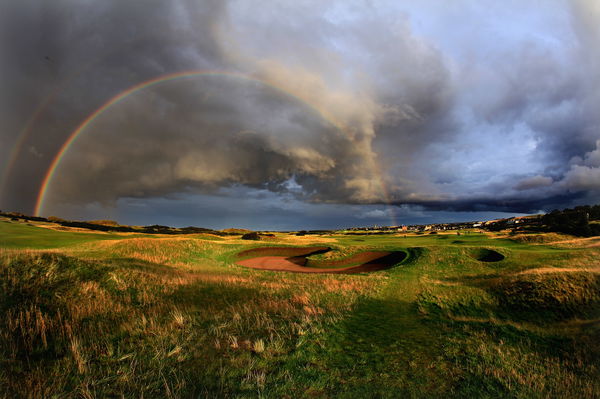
[1,218,599,398]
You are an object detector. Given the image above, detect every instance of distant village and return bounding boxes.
[345,214,543,233]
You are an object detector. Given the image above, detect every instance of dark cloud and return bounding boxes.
[514,175,554,191]
[0,0,229,209]
[397,192,586,214]
[1,0,600,228]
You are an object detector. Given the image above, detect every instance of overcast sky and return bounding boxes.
[1,0,599,230]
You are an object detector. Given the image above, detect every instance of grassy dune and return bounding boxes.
[1,218,599,398]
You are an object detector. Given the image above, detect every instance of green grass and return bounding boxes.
[0,219,129,248]
[1,220,599,398]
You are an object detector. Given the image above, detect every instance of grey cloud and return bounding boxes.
[0,0,229,209]
[30,0,459,213]
[563,165,600,191]
[2,0,600,225]
[515,175,554,191]
[559,140,600,193]
[572,140,600,168]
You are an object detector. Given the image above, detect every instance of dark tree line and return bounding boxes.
[541,204,600,237]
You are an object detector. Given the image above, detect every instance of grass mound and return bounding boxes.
[493,272,600,320]
[469,248,505,262]
[510,232,570,244]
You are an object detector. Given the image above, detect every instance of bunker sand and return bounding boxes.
[236,246,406,274]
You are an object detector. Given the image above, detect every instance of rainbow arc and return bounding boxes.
[34,70,398,226]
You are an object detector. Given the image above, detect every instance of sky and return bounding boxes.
[1,0,599,230]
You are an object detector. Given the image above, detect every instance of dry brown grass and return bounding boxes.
[275,235,338,245]
[517,266,600,275]
[29,221,112,234]
[67,237,228,267]
[426,278,463,287]
[0,241,382,397]
[320,277,373,292]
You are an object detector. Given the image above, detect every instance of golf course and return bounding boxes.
[1,216,599,398]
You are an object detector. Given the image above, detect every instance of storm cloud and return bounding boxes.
[1,0,599,228]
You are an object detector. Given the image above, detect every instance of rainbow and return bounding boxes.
[34,70,398,225]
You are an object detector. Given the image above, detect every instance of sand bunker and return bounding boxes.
[236,246,406,274]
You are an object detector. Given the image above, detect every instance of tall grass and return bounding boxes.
[0,246,377,397]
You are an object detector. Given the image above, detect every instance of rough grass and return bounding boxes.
[493,271,600,320]
[0,221,599,398]
[0,246,378,398]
